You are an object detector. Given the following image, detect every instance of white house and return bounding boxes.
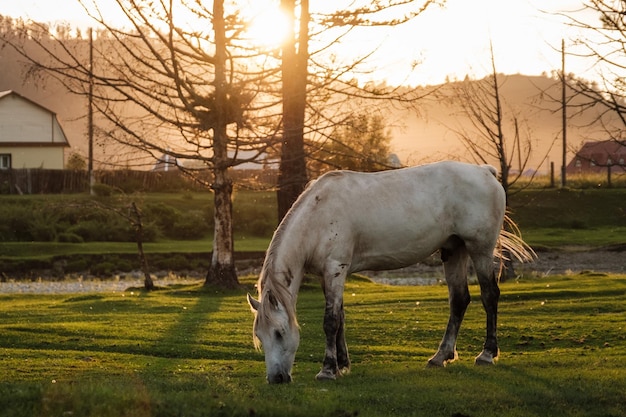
[0,90,70,169]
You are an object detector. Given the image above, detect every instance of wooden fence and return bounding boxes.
[0,168,278,194]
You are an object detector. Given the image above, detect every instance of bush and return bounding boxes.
[91,261,116,276]
[143,202,179,236]
[172,211,211,239]
[65,258,89,273]
[91,183,116,197]
[57,232,84,243]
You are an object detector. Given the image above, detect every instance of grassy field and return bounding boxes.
[1,273,625,416]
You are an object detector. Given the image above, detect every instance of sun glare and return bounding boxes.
[246,7,291,50]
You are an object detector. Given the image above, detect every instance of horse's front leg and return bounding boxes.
[317,267,350,380]
[317,297,349,380]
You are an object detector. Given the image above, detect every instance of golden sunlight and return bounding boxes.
[244,5,291,50]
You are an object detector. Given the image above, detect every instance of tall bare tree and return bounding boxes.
[276,0,444,220]
[0,0,280,288]
[277,0,309,220]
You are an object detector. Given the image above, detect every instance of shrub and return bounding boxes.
[28,209,60,242]
[172,211,211,239]
[57,232,84,243]
[91,183,116,197]
[67,219,133,242]
[91,261,116,276]
[152,254,190,271]
[144,202,179,236]
[65,258,89,273]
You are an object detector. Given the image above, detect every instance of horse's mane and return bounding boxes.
[252,183,314,349]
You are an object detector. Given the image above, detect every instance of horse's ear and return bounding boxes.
[247,293,260,312]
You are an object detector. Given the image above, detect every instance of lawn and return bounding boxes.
[1,273,625,417]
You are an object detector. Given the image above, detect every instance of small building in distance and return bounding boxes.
[566,140,626,175]
[0,90,70,170]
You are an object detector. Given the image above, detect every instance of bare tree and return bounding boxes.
[277,0,309,220]
[1,0,281,288]
[448,43,539,200]
[563,0,626,145]
[446,44,544,280]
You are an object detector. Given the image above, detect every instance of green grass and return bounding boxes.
[1,273,625,416]
[0,236,271,259]
[520,226,626,248]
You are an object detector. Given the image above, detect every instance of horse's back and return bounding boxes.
[309,161,503,212]
[299,161,505,272]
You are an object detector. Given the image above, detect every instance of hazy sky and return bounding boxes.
[0,0,597,86]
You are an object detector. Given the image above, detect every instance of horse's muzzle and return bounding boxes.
[267,372,292,384]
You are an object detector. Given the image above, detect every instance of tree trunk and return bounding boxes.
[130,202,155,291]
[277,0,309,221]
[204,0,238,288]
[206,168,238,288]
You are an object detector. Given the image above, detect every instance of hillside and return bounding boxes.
[385,74,618,171]
[0,21,618,172]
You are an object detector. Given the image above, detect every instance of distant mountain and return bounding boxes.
[385,74,618,173]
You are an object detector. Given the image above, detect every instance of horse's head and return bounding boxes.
[247,289,299,384]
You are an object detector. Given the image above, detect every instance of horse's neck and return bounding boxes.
[264,229,307,302]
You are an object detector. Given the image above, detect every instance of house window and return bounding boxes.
[0,154,11,170]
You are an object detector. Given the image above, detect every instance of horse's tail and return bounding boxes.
[495,213,536,272]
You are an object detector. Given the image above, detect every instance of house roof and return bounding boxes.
[0,89,70,147]
[566,140,626,174]
[571,140,626,165]
[0,90,60,116]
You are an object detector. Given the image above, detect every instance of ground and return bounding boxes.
[362,245,626,285]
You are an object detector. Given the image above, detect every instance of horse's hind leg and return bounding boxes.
[428,244,470,367]
[472,254,500,365]
[335,303,351,374]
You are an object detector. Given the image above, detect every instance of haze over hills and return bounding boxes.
[1,35,615,173]
[386,73,616,173]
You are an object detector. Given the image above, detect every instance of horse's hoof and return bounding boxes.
[474,350,498,366]
[315,370,337,381]
[339,366,351,376]
[427,350,457,367]
[426,357,445,367]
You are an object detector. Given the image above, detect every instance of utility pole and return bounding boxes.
[561,38,567,188]
[88,27,95,195]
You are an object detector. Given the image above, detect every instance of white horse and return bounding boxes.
[247,161,532,383]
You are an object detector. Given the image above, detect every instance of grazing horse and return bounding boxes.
[247,161,532,384]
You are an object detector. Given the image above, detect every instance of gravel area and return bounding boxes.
[363,247,626,285]
[0,274,203,294]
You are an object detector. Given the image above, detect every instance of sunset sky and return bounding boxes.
[0,0,599,86]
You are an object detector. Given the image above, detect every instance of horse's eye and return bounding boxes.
[275,330,283,340]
